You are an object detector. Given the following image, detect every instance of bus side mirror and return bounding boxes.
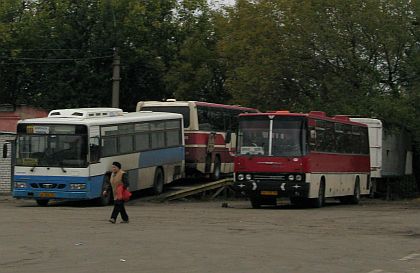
[225,131,232,144]
[2,143,7,158]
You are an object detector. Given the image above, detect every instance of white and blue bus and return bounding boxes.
[13,108,184,206]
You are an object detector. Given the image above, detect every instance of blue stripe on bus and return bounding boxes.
[138,146,185,168]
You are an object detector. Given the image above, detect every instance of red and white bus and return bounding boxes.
[233,111,370,208]
[137,100,258,179]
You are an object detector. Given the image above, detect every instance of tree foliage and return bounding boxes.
[0,0,419,157]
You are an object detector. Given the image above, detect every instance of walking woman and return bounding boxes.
[103,162,130,223]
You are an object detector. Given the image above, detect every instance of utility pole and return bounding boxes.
[112,47,121,108]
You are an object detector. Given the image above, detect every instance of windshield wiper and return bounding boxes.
[30,166,36,172]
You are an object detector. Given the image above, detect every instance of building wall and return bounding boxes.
[0,135,14,194]
[0,105,48,132]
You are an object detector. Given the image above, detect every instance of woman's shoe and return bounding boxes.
[109,218,116,224]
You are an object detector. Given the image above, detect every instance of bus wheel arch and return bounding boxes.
[340,176,361,204]
[153,167,165,195]
[310,177,325,208]
[350,176,361,204]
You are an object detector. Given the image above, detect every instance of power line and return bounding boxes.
[1,55,113,61]
[0,55,114,65]
[0,48,113,52]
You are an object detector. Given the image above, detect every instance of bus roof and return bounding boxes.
[18,108,183,126]
[137,100,258,112]
[239,111,368,127]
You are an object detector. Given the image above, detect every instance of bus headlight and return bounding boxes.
[237,174,244,181]
[288,175,295,181]
[14,182,27,189]
[295,175,303,181]
[70,184,86,190]
[245,174,253,180]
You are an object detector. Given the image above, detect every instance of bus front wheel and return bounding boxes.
[153,168,164,195]
[36,199,49,206]
[310,181,325,208]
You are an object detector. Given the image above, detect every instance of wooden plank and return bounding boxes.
[157,179,233,202]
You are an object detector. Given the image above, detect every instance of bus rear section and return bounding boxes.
[137,100,258,180]
[233,111,370,208]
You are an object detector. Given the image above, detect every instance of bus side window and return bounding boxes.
[89,137,100,163]
[309,127,316,151]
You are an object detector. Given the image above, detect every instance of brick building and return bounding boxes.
[0,105,48,194]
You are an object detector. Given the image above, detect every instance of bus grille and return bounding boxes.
[254,175,286,181]
[31,183,66,189]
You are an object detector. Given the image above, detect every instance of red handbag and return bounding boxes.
[116,184,132,201]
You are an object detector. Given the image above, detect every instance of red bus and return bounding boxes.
[233,111,370,208]
[137,100,258,179]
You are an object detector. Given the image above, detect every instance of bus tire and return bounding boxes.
[250,197,262,209]
[36,199,49,206]
[212,156,221,180]
[310,180,325,208]
[153,167,164,195]
[349,179,361,204]
[340,178,360,204]
[97,175,112,206]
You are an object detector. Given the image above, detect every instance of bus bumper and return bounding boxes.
[233,180,310,198]
[13,190,91,200]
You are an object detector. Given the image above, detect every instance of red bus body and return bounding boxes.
[137,100,258,179]
[233,111,370,208]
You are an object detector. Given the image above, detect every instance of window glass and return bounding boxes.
[237,118,270,156]
[335,123,345,153]
[135,133,150,151]
[166,120,181,130]
[16,134,87,167]
[315,121,326,152]
[323,121,335,152]
[151,132,165,149]
[360,127,369,154]
[119,135,134,154]
[101,126,119,136]
[166,130,181,146]
[198,106,212,131]
[150,121,165,131]
[272,118,306,157]
[140,106,190,128]
[119,124,134,134]
[209,108,224,131]
[102,137,118,156]
[352,126,361,154]
[135,123,149,132]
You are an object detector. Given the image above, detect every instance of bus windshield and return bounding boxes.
[16,125,88,168]
[272,118,306,157]
[140,106,190,128]
[238,116,306,157]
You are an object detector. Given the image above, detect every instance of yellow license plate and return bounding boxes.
[260,191,278,196]
[40,192,55,198]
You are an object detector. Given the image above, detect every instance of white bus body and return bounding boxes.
[13,108,184,205]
